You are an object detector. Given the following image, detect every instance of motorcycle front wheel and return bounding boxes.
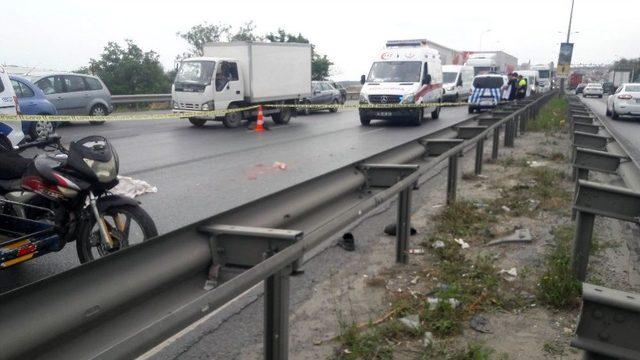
[76,204,158,263]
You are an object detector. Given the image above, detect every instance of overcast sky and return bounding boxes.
[1,0,638,80]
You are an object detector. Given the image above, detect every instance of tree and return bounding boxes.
[86,40,171,95]
[177,22,232,56]
[265,28,333,80]
[229,21,262,42]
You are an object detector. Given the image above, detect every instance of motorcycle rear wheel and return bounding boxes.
[76,204,158,263]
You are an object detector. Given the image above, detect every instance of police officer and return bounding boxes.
[516,75,527,100]
[507,72,518,101]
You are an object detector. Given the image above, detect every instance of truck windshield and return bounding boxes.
[538,70,550,79]
[473,77,504,88]
[473,67,493,76]
[443,72,458,84]
[367,61,422,83]
[175,61,216,85]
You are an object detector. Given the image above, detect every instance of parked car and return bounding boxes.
[10,75,58,139]
[606,83,640,119]
[28,73,113,125]
[329,81,347,103]
[575,83,586,94]
[299,81,342,115]
[468,74,508,113]
[0,66,24,148]
[583,83,604,98]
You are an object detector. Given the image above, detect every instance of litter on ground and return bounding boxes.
[112,176,158,198]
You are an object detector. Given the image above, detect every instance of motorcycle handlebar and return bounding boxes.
[16,134,62,152]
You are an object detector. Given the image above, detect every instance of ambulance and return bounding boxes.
[359,40,443,126]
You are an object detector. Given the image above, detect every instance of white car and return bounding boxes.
[606,83,640,119]
[583,83,604,98]
[0,66,24,149]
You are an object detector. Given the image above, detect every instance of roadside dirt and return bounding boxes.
[237,111,640,359]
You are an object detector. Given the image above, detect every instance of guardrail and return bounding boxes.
[0,93,555,360]
[566,95,640,358]
[111,94,172,104]
[112,92,361,104]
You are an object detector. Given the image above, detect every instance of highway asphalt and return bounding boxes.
[0,106,473,293]
[581,96,640,164]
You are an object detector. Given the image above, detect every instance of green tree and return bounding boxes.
[265,28,333,80]
[87,40,171,95]
[229,21,262,42]
[177,22,232,56]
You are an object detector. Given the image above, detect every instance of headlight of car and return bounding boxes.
[201,101,214,111]
[359,94,368,104]
[446,86,455,91]
[402,94,415,104]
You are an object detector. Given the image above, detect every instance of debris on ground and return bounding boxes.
[527,160,547,167]
[112,176,158,198]
[398,314,421,331]
[422,331,434,348]
[486,228,533,246]
[426,297,460,309]
[272,161,288,170]
[338,233,355,251]
[454,238,470,249]
[383,223,418,236]
[432,240,445,249]
[408,248,425,255]
[499,267,518,281]
[469,315,492,333]
[501,205,511,212]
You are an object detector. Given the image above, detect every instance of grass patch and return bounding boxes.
[537,226,582,309]
[421,342,504,360]
[490,166,571,217]
[335,320,422,359]
[543,340,567,356]
[433,200,496,240]
[527,97,568,133]
[498,156,529,168]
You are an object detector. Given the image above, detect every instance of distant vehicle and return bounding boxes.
[517,70,540,97]
[442,65,474,102]
[359,39,443,126]
[329,81,347,103]
[0,66,24,148]
[299,81,342,115]
[609,70,632,88]
[575,83,586,94]
[172,42,312,128]
[464,51,517,76]
[583,83,604,98]
[603,82,616,94]
[569,73,584,89]
[10,75,57,139]
[29,73,112,125]
[531,64,552,92]
[468,74,508,113]
[606,83,640,119]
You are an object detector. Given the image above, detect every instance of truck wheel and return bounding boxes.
[189,117,207,127]
[329,100,339,113]
[410,109,423,126]
[222,105,243,128]
[431,103,441,120]
[272,108,292,125]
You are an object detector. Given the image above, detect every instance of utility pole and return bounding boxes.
[560,0,576,93]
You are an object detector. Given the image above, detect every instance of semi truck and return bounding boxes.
[172,42,312,128]
[465,51,517,75]
[531,64,553,92]
[569,72,584,89]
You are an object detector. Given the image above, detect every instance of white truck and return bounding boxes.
[359,40,443,126]
[465,51,517,76]
[609,70,632,88]
[172,42,312,128]
[531,64,553,93]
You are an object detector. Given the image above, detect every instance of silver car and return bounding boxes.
[29,73,113,123]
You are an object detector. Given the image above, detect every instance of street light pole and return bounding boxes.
[566,0,575,43]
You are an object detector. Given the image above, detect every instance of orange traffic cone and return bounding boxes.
[255,105,265,132]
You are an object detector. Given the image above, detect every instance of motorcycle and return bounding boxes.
[0,134,157,263]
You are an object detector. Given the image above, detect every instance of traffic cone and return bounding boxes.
[255,105,265,132]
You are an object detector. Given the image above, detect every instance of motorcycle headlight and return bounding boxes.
[84,157,118,183]
[359,94,368,104]
[402,94,415,104]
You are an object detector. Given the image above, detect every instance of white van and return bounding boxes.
[359,40,443,126]
[0,66,23,148]
[442,65,474,102]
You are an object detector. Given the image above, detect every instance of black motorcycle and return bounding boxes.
[0,134,157,263]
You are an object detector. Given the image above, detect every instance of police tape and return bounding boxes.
[0,102,472,122]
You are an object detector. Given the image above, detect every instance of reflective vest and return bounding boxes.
[518,79,527,88]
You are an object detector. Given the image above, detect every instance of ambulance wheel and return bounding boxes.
[410,109,423,126]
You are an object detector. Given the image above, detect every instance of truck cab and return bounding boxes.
[466,54,498,75]
[172,57,244,114]
[531,65,552,93]
[359,40,443,126]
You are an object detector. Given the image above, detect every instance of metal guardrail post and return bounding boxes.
[571,283,640,359]
[519,110,527,134]
[447,154,459,204]
[492,127,500,160]
[571,181,640,281]
[264,265,291,360]
[513,114,519,139]
[396,186,412,264]
[475,138,484,175]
